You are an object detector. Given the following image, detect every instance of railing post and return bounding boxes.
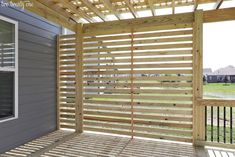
[193,10,205,143]
[75,23,84,133]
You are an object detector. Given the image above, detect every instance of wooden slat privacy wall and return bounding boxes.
[57,12,203,143]
[58,34,77,130]
[83,24,193,143]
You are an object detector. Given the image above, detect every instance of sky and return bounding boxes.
[203,21,235,71]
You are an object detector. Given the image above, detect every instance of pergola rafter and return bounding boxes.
[124,0,139,18]
[215,0,224,9]
[102,0,121,20]
[80,0,107,21]
[37,0,80,23]
[56,0,94,23]
[148,0,156,16]
[18,0,235,31]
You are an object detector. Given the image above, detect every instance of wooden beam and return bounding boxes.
[102,0,121,20]
[83,12,194,35]
[195,140,235,149]
[204,7,235,22]
[56,0,94,23]
[80,0,107,21]
[198,99,235,107]
[215,0,224,9]
[192,10,204,144]
[124,0,138,18]
[83,7,235,35]
[11,0,76,31]
[75,23,84,133]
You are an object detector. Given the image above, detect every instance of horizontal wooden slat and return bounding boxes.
[59,39,76,44]
[83,76,192,81]
[84,69,193,75]
[84,50,192,59]
[84,105,192,115]
[134,125,192,136]
[84,43,192,53]
[84,114,192,129]
[84,120,131,130]
[60,125,75,129]
[134,132,192,143]
[84,94,192,101]
[84,126,132,136]
[59,34,76,39]
[84,36,193,47]
[60,45,76,49]
[84,88,192,94]
[84,100,192,108]
[84,82,192,88]
[84,63,192,70]
[84,29,192,42]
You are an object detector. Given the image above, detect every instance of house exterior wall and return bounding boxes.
[207,75,235,83]
[0,5,61,153]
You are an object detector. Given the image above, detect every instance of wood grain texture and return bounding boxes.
[192,10,204,144]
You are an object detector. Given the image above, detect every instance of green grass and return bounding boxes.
[206,125,235,143]
[204,83,235,94]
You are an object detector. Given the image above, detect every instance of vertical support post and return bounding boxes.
[57,35,61,130]
[130,28,134,139]
[193,10,204,143]
[75,23,84,133]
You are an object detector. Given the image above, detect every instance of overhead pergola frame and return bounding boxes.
[11,0,235,31]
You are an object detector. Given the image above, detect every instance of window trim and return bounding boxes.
[0,15,18,123]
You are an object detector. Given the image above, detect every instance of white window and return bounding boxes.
[0,15,18,123]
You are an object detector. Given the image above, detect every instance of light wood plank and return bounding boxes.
[75,24,84,133]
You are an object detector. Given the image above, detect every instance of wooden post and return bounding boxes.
[193,10,205,144]
[130,28,134,139]
[57,35,61,130]
[75,23,84,133]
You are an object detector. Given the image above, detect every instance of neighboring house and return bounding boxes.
[206,66,235,83]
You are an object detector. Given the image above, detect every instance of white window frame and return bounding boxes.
[0,15,18,123]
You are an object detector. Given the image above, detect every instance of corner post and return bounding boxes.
[75,23,84,133]
[193,10,204,144]
[57,35,61,130]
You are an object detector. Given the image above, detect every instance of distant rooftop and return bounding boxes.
[208,65,235,75]
[203,68,212,75]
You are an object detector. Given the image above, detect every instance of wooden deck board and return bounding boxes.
[1,131,235,157]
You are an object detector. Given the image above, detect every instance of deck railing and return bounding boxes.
[198,99,235,145]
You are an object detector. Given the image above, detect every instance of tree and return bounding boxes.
[224,76,229,85]
[203,75,207,85]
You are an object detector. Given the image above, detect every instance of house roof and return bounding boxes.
[203,68,212,75]
[209,65,235,76]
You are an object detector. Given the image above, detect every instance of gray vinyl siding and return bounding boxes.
[0,5,61,153]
